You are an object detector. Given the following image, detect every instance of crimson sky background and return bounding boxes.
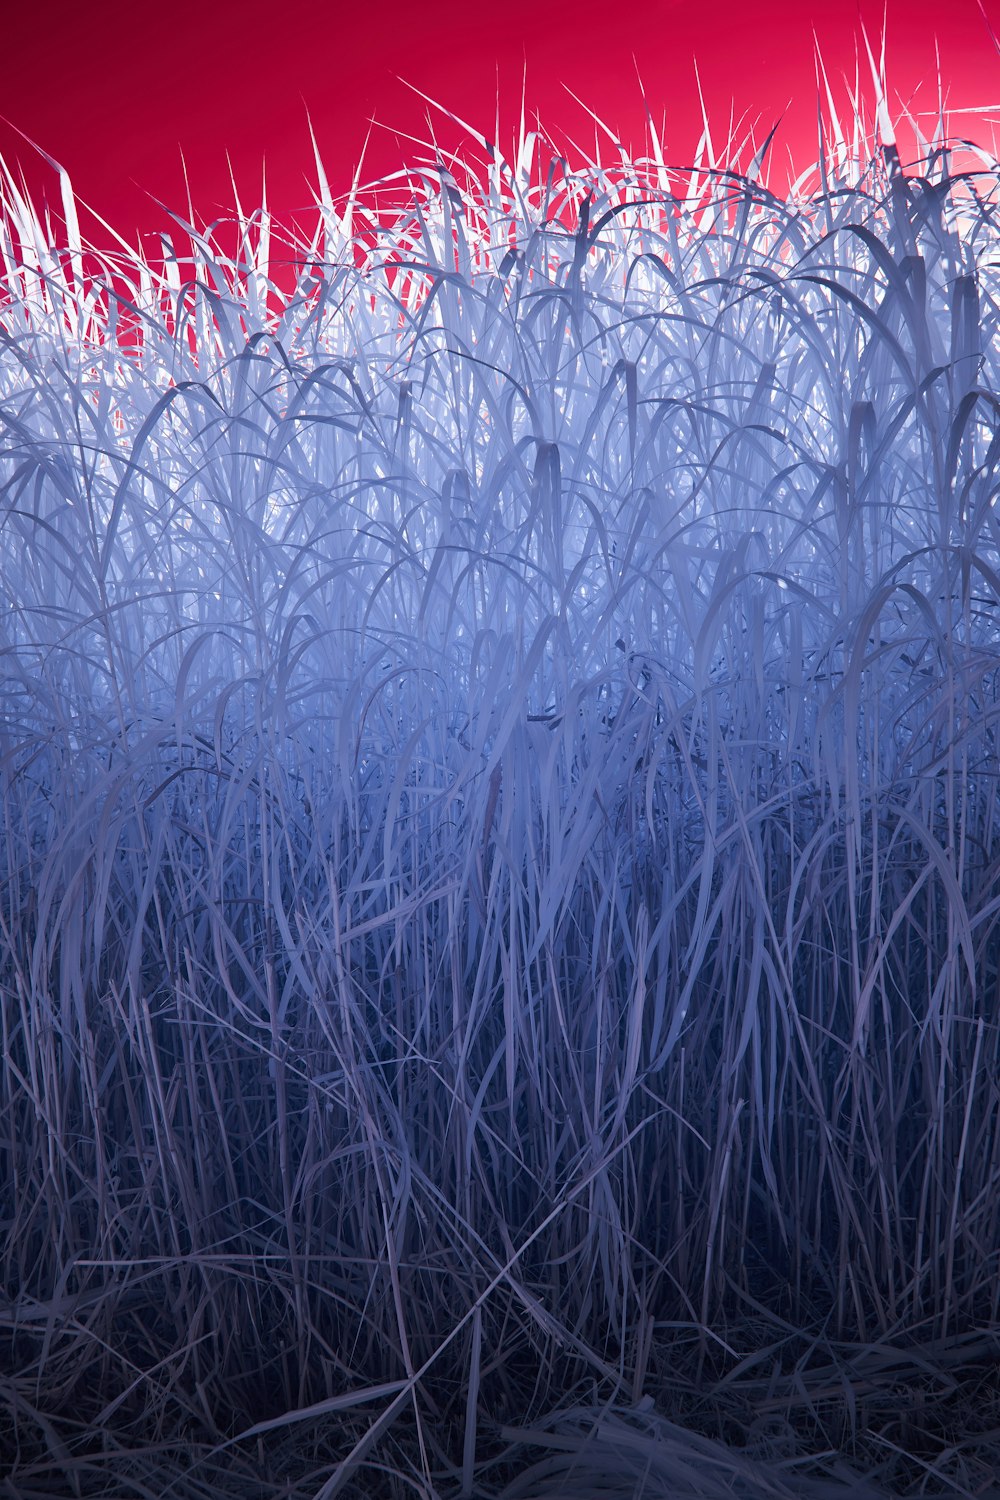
[1,0,998,251]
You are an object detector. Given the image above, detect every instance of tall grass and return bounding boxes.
[2,80,1000,1500]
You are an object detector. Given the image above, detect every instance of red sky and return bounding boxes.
[1,0,998,251]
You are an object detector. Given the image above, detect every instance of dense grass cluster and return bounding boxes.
[2,96,1000,1498]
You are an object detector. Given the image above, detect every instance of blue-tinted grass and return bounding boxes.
[1,85,1000,1500]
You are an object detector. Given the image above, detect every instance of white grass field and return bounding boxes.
[2,76,1000,1500]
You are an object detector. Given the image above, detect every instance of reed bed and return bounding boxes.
[1,79,1000,1499]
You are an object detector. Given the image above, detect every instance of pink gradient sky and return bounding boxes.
[2,0,998,247]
